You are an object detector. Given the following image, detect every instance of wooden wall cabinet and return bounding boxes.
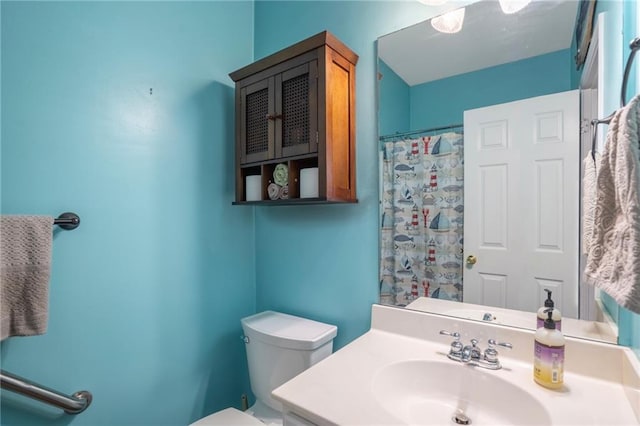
[229,31,358,205]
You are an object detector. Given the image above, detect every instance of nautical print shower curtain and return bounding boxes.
[380,132,464,306]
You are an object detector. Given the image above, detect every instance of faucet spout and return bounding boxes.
[460,346,473,362]
[460,339,481,363]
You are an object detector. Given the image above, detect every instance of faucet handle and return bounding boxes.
[487,339,512,350]
[439,330,463,356]
[484,339,512,364]
[439,330,460,340]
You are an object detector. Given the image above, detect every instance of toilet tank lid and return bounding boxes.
[241,311,338,350]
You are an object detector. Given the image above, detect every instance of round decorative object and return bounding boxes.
[267,183,281,200]
[279,185,289,200]
[273,163,288,187]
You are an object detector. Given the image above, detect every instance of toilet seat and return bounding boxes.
[190,408,265,426]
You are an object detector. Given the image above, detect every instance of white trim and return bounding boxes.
[580,17,599,90]
[577,14,605,322]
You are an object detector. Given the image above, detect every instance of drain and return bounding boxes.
[452,411,471,425]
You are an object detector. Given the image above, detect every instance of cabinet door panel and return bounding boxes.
[275,61,318,158]
[324,49,356,201]
[240,78,274,164]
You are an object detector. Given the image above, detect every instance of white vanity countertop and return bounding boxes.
[272,305,639,426]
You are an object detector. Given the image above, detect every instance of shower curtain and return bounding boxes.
[380,132,464,306]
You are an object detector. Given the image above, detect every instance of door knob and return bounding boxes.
[466,255,477,265]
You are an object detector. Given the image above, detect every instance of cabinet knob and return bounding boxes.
[265,113,283,121]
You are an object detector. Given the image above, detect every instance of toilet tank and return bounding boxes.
[241,311,337,412]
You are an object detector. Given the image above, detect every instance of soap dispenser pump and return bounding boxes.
[533,309,565,389]
[537,289,561,330]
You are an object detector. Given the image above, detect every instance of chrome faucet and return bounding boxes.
[439,330,512,370]
[460,338,482,363]
[482,312,494,321]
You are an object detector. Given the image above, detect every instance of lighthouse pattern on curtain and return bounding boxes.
[380,132,464,306]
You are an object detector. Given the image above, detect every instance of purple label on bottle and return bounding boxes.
[533,341,564,384]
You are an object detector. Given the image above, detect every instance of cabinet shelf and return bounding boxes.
[229,31,358,205]
[232,198,358,206]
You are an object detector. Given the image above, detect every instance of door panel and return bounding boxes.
[276,61,317,158]
[464,90,579,318]
[240,78,274,164]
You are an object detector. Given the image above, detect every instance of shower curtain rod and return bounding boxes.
[379,123,463,142]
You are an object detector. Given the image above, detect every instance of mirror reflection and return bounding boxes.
[378,0,618,343]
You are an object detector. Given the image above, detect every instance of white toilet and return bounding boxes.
[191,310,338,426]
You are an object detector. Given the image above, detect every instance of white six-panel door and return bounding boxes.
[463,90,579,318]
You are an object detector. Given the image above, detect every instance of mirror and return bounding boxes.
[377,0,618,343]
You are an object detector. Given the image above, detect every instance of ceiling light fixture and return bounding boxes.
[418,0,448,5]
[431,7,465,34]
[498,0,531,14]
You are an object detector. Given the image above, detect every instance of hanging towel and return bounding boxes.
[585,94,640,314]
[582,151,600,255]
[0,215,53,340]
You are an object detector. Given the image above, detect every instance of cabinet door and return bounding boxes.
[275,61,318,158]
[240,78,275,164]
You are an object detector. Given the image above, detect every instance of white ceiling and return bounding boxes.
[378,0,579,86]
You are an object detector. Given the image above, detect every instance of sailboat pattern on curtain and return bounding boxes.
[380,132,464,306]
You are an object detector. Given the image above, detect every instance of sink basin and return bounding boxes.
[372,360,552,425]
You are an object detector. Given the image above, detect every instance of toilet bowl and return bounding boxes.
[191,311,337,425]
[191,408,263,426]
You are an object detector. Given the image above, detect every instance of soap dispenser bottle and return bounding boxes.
[537,289,561,330]
[533,309,565,389]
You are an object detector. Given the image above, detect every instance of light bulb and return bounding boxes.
[418,0,448,5]
[498,0,531,14]
[431,7,465,34]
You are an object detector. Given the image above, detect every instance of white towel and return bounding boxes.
[584,95,640,314]
[0,215,53,340]
[582,151,600,255]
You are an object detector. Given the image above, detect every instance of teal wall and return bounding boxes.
[378,49,575,137]
[1,2,255,425]
[252,1,436,350]
[378,60,410,137]
[1,1,638,424]
[409,49,575,131]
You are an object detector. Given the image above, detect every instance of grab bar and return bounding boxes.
[0,370,92,414]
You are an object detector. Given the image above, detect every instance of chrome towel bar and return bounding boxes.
[0,369,92,414]
[590,36,640,161]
